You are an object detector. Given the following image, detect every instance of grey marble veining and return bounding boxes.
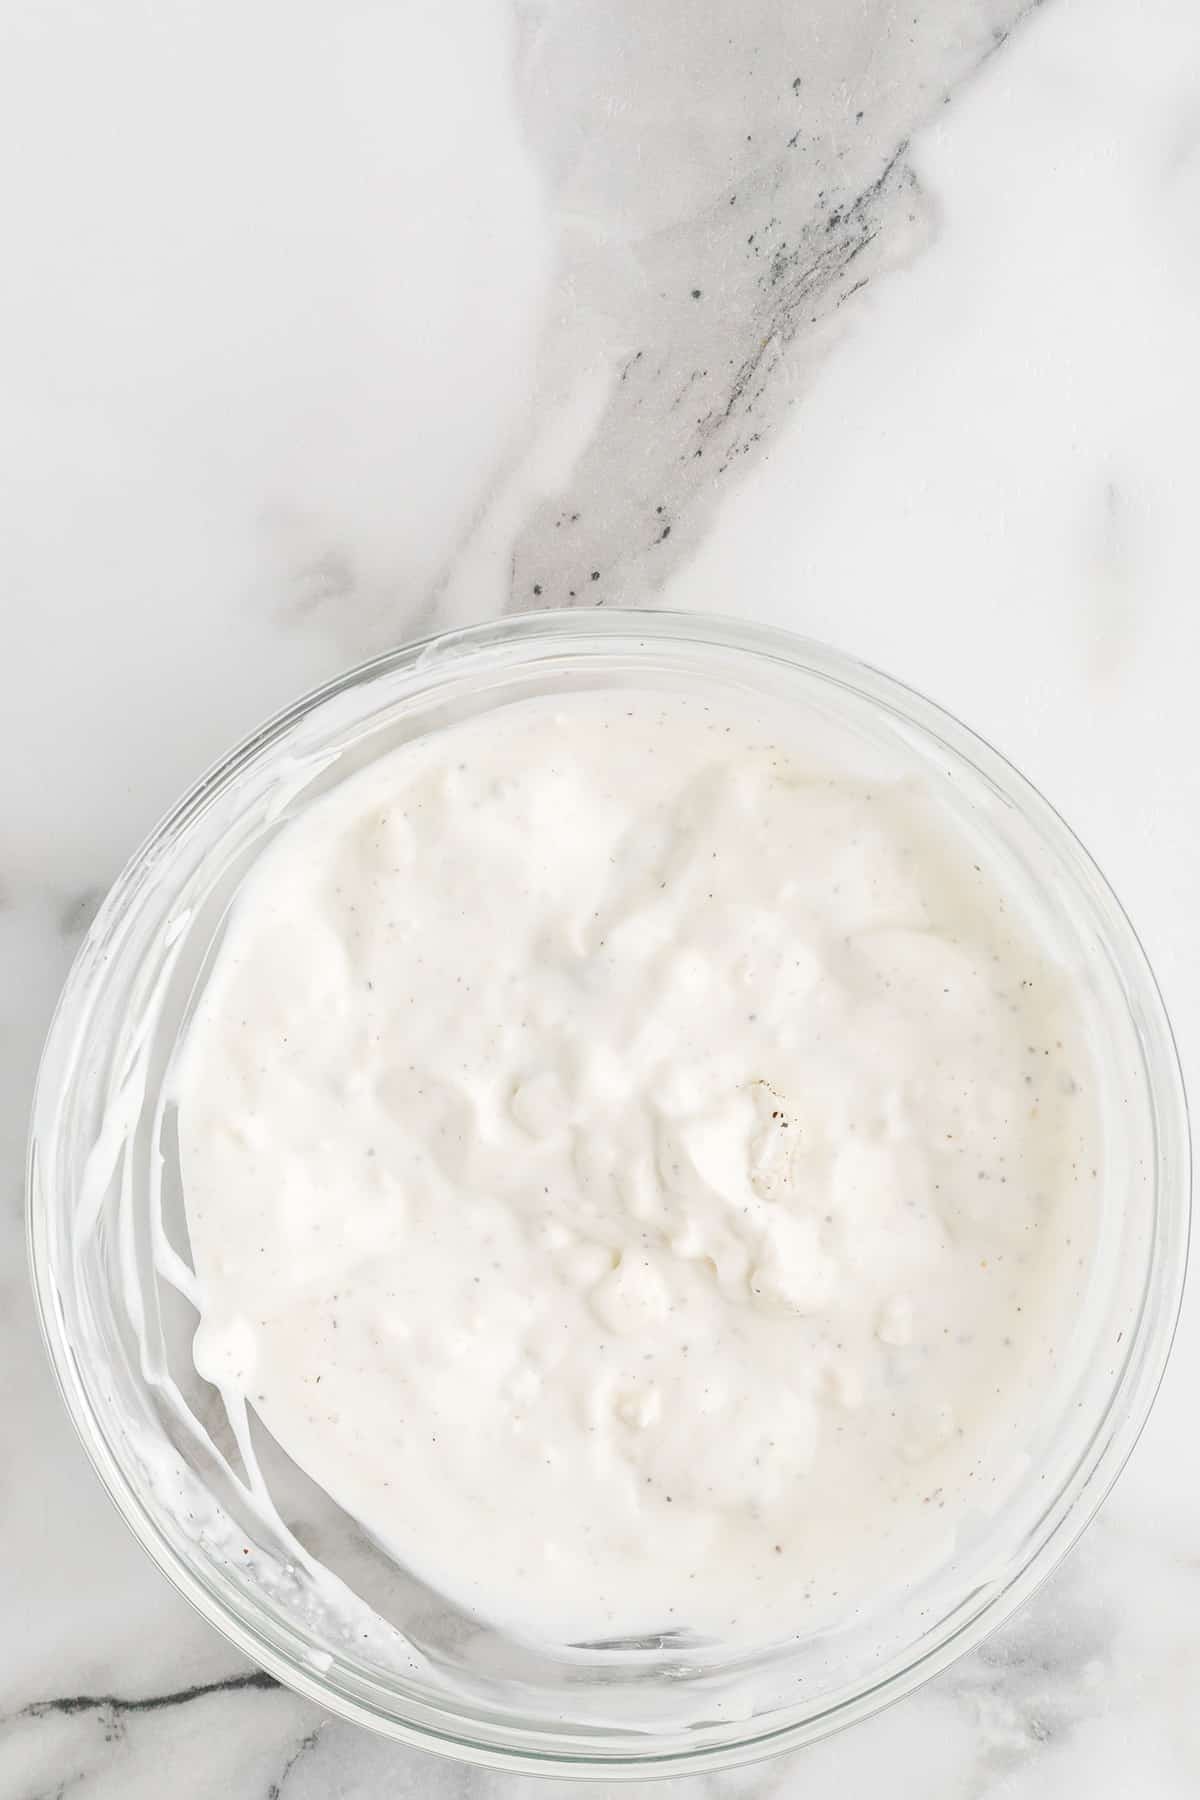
[2,1524,1172,1797]
[498,0,1037,616]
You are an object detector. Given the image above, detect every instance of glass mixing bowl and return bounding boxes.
[28,610,1189,1778]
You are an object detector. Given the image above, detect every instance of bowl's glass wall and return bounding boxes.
[28,612,1188,1776]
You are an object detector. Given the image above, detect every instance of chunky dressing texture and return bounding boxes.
[176,692,1097,1645]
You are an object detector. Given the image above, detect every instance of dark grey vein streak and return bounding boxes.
[484,0,1050,618]
[19,1668,278,1723]
[267,1725,323,1800]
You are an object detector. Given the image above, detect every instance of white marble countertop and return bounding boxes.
[3,0,1199,1793]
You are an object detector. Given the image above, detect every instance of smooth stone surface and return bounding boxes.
[2,0,1198,1794]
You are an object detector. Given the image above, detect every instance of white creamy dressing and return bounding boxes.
[175,692,1097,1646]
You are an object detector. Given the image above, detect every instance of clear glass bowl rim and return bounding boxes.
[27,607,1191,1779]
